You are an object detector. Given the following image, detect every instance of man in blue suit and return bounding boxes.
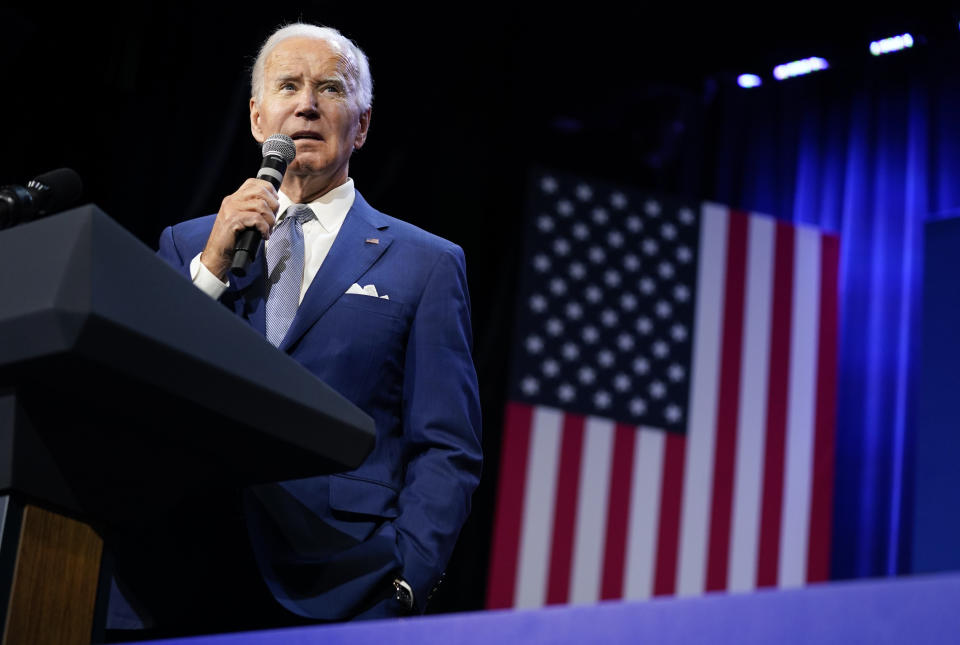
[152,23,482,627]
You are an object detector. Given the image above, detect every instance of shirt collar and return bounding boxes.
[277,178,356,233]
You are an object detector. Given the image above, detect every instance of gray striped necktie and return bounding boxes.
[265,204,314,346]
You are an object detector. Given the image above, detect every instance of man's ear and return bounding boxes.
[250,97,266,144]
[354,108,372,150]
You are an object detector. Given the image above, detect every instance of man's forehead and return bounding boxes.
[264,37,346,75]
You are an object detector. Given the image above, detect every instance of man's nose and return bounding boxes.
[295,89,319,118]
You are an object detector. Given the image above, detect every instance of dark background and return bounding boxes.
[2,3,956,613]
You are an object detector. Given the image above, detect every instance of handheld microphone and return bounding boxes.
[230,134,297,276]
[0,167,83,229]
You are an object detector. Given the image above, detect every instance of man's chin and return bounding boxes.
[287,157,333,176]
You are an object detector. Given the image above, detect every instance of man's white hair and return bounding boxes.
[250,23,373,111]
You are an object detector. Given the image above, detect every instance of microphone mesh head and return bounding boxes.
[27,167,83,214]
[262,134,296,163]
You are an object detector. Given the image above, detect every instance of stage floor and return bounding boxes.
[118,572,960,644]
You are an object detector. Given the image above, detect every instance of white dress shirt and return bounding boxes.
[190,178,356,302]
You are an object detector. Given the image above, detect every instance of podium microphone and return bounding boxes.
[0,167,83,230]
[231,134,297,276]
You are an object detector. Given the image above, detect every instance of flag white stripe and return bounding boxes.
[728,216,775,592]
[515,407,563,608]
[778,228,821,587]
[569,417,616,605]
[677,202,728,596]
[623,427,665,600]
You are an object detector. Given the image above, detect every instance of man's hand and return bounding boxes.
[201,178,280,279]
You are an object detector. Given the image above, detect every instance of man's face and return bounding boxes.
[250,37,370,183]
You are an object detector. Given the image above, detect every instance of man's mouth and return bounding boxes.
[291,131,323,141]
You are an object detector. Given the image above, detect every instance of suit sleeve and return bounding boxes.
[157,221,228,298]
[394,244,483,611]
[156,224,193,280]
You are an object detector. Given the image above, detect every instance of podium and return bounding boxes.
[0,206,376,644]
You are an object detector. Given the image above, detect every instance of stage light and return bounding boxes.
[737,74,763,88]
[869,33,914,56]
[773,57,829,80]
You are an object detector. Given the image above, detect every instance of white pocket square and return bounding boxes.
[346,283,390,299]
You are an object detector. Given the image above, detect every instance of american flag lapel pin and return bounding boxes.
[365,238,380,244]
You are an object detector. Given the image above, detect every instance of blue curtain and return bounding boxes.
[701,49,960,579]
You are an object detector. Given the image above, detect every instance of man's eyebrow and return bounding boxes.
[272,74,346,89]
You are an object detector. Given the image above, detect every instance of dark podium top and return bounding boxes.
[0,205,375,529]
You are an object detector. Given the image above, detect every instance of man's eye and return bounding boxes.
[281,83,296,91]
[321,84,342,94]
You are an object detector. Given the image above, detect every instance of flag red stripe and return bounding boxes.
[756,222,795,587]
[546,414,586,604]
[706,210,749,591]
[653,431,686,596]
[808,234,839,582]
[600,423,637,599]
[485,402,535,608]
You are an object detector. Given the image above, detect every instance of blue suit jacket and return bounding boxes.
[156,191,482,620]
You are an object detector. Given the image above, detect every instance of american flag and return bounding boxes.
[486,170,838,608]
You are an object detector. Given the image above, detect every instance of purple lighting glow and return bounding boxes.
[737,74,762,88]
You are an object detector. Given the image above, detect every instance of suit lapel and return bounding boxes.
[279,192,392,352]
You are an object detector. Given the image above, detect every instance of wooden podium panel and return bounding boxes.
[3,505,101,645]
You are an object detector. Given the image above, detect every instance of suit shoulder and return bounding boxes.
[375,211,464,259]
[355,191,463,257]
